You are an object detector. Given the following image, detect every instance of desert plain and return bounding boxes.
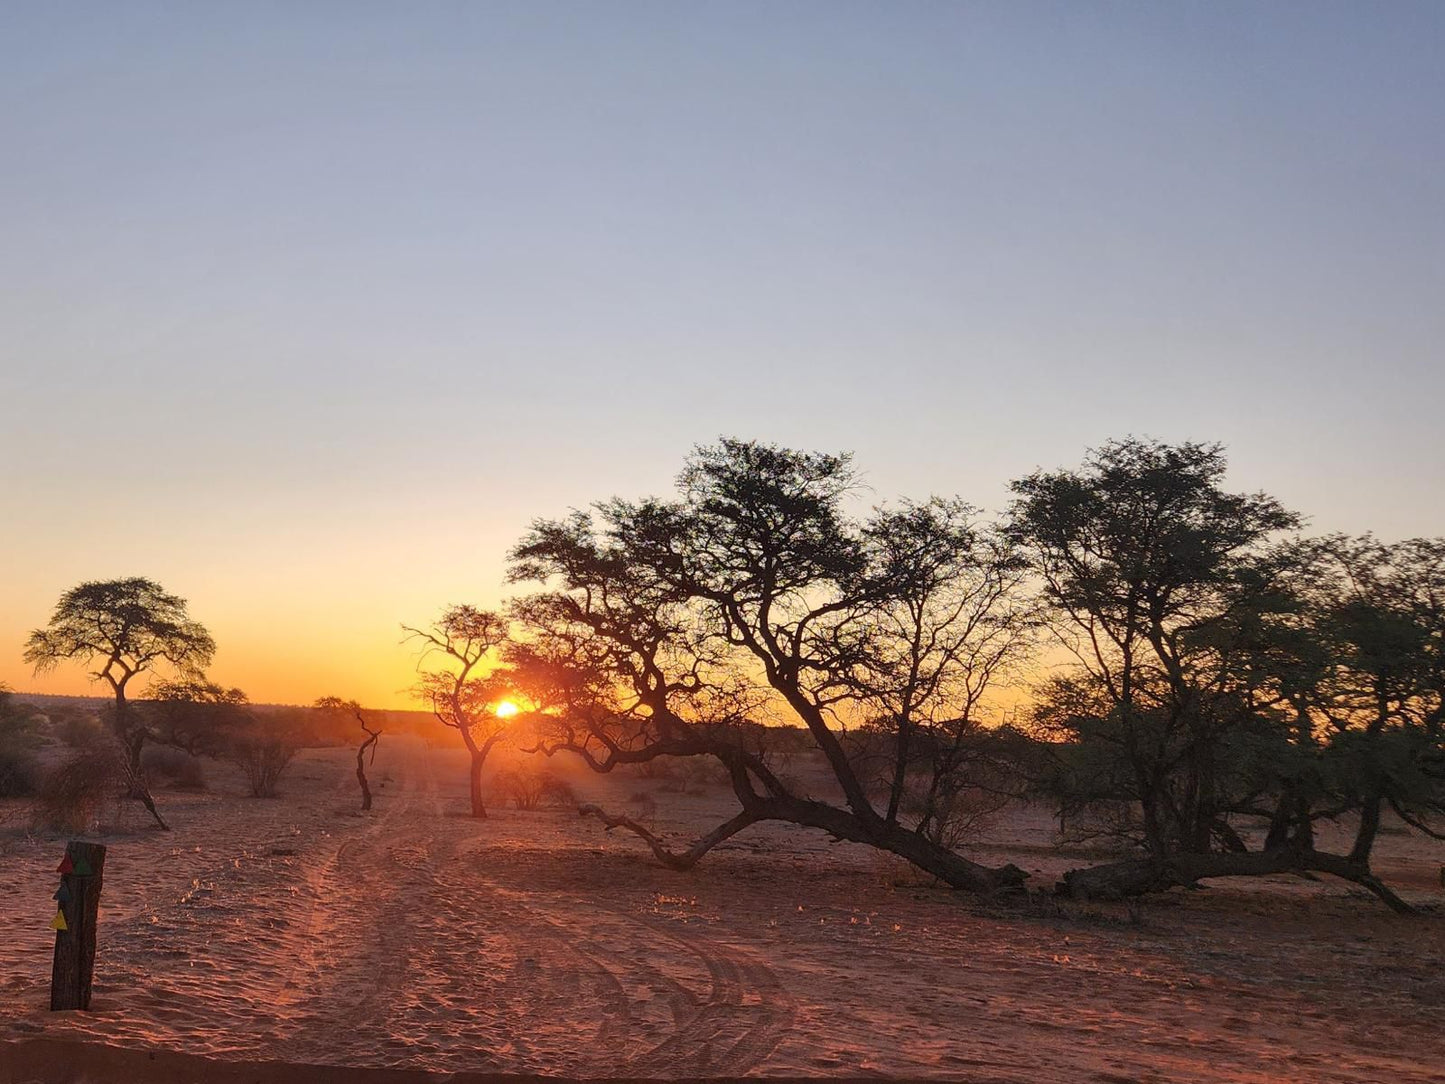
[2,737,1442,1084]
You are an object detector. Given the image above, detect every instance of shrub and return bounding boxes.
[625,790,658,822]
[540,772,578,810]
[224,722,297,797]
[656,758,717,794]
[495,767,545,810]
[0,739,40,799]
[633,758,677,782]
[35,745,126,831]
[52,707,107,749]
[0,745,39,798]
[141,745,209,790]
[0,693,43,797]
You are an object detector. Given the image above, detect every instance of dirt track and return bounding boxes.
[263,745,796,1077]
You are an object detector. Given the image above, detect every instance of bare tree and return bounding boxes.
[404,606,510,818]
[316,697,382,811]
[24,578,216,829]
[507,439,1031,893]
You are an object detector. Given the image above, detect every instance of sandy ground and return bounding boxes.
[2,738,1443,1083]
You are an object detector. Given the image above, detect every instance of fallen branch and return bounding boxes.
[1058,849,1414,914]
[579,803,760,870]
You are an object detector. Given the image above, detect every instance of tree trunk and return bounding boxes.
[134,787,170,831]
[872,816,1028,893]
[1058,848,1413,914]
[1352,795,1382,864]
[469,751,486,819]
[355,728,379,812]
[581,791,1027,895]
[1265,796,1292,851]
[116,700,168,831]
[356,750,373,812]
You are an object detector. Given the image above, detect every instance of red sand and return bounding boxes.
[3,738,1442,1081]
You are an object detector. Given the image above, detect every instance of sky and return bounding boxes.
[2,1,1442,708]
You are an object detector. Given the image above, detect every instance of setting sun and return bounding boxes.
[494,700,519,719]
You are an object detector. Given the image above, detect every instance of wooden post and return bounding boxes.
[50,839,106,1011]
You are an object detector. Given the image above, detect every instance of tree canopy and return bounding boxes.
[24,577,216,697]
[507,438,1031,891]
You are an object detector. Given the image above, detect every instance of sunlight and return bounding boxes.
[493,700,519,719]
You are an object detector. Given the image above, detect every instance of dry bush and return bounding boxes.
[1053,800,1146,852]
[225,723,297,797]
[705,759,735,786]
[911,783,1012,850]
[775,770,811,800]
[0,734,41,799]
[0,694,43,797]
[141,745,209,790]
[495,767,546,810]
[656,758,717,794]
[633,758,677,782]
[0,752,39,798]
[34,745,127,832]
[52,707,106,749]
[625,790,658,823]
[496,766,579,811]
[540,772,577,809]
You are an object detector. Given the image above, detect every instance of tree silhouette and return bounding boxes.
[25,577,215,829]
[315,696,382,811]
[404,606,510,818]
[1008,441,1427,911]
[1305,537,1445,862]
[508,439,1029,893]
[1008,439,1299,857]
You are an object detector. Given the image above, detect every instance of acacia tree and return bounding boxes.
[315,696,382,811]
[1305,537,1445,863]
[1008,440,1299,857]
[507,439,1031,893]
[146,679,251,754]
[24,577,216,829]
[1008,441,1426,911]
[404,606,510,818]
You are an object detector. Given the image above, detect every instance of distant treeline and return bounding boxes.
[8,693,442,743]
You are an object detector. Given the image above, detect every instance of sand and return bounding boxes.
[2,737,1442,1082]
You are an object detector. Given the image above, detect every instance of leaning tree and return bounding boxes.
[404,605,511,818]
[24,577,216,829]
[506,438,1033,893]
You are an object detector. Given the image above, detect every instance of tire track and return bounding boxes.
[475,884,797,1077]
[608,909,797,1077]
[259,741,797,1075]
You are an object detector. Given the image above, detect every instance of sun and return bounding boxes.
[494,700,520,719]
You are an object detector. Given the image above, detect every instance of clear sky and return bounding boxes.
[3,2,1442,708]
